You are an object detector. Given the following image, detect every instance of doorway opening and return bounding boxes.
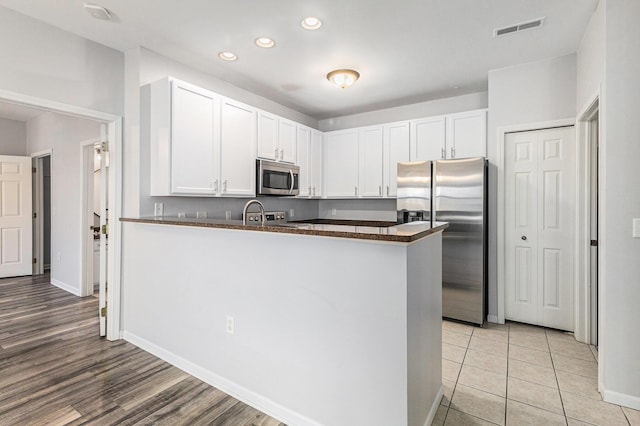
[32,151,52,275]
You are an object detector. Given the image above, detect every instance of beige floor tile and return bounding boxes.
[443,320,475,336]
[458,364,507,397]
[509,344,553,368]
[507,376,563,415]
[506,400,566,426]
[561,391,629,425]
[589,345,598,361]
[432,405,448,426]
[623,406,640,426]
[567,418,596,426]
[548,339,595,361]
[464,349,507,375]
[508,322,546,335]
[509,332,550,352]
[556,370,601,400]
[468,335,508,356]
[483,322,510,332]
[441,379,455,407]
[443,329,472,348]
[450,384,506,426]
[546,329,578,342]
[443,358,462,382]
[552,353,597,378]
[443,342,467,363]
[508,359,558,388]
[473,327,509,343]
[444,408,499,426]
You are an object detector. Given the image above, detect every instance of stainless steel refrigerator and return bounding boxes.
[397,157,487,325]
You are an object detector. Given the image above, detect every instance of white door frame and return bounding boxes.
[31,149,52,275]
[80,138,101,297]
[496,118,577,328]
[0,88,123,341]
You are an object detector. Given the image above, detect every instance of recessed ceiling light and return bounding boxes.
[255,37,276,48]
[218,51,238,61]
[301,17,322,30]
[84,3,111,20]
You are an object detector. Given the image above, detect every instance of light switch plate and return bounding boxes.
[196,211,208,219]
[154,202,163,217]
[633,218,640,238]
[225,211,232,220]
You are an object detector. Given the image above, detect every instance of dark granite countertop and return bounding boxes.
[120,217,448,243]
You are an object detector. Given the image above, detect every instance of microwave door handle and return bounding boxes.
[289,170,294,194]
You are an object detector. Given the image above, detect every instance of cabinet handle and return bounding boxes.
[274,148,278,159]
[308,186,312,196]
[280,148,284,160]
[379,185,382,196]
[387,185,390,196]
[450,147,455,158]
[214,179,218,193]
[223,180,227,192]
[355,186,358,196]
[441,147,445,159]
[313,187,316,196]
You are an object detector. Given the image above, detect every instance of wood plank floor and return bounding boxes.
[0,274,286,426]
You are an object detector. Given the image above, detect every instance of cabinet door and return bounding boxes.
[446,109,487,159]
[410,116,446,161]
[257,110,278,161]
[170,80,219,195]
[359,126,384,197]
[310,130,323,197]
[278,119,297,163]
[220,98,257,196]
[324,130,358,197]
[384,122,410,197]
[296,126,311,197]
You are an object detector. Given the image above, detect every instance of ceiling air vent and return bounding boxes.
[494,17,545,37]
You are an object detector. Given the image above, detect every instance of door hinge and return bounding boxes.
[33,212,37,219]
[101,141,109,152]
[590,240,598,247]
[32,167,36,173]
[100,306,107,317]
[33,258,37,264]
[101,224,108,235]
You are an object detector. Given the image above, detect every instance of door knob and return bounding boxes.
[521,235,527,241]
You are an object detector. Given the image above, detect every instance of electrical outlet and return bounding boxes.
[225,211,232,220]
[57,252,61,261]
[634,218,640,238]
[226,316,234,335]
[289,208,295,218]
[154,202,164,217]
[331,208,337,216]
[196,211,208,219]
[178,212,186,218]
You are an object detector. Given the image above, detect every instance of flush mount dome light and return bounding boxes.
[255,37,276,48]
[326,69,360,89]
[218,51,238,61]
[301,17,322,30]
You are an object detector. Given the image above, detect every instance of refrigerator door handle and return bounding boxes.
[441,147,445,159]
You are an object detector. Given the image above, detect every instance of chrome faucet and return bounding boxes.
[242,199,265,226]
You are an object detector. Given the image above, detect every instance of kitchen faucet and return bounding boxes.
[242,199,265,226]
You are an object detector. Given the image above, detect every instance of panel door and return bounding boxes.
[446,110,487,159]
[505,127,575,331]
[0,156,32,278]
[410,116,446,161]
[324,130,358,197]
[296,126,311,197]
[257,110,279,161]
[171,80,219,195]
[358,126,384,197]
[220,98,257,197]
[383,122,410,197]
[310,130,323,197]
[278,119,297,163]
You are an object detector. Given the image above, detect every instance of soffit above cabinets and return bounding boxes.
[0,0,597,119]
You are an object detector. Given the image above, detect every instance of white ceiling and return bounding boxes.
[0,0,598,120]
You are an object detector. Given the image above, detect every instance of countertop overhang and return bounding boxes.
[120,217,448,243]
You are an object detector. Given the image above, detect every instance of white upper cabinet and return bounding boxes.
[383,121,410,197]
[220,98,257,197]
[257,111,297,164]
[310,130,322,198]
[410,116,446,161]
[150,77,220,196]
[446,109,487,159]
[296,126,311,197]
[358,126,384,197]
[324,129,359,197]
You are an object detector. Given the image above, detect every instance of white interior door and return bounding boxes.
[99,126,108,337]
[0,156,33,278]
[505,127,575,331]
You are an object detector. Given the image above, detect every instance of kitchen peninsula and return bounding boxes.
[120,217,446,426]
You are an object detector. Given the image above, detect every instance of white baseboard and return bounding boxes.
[51,278,82,296]
[487,314,499,324]
[604,387,640,411]
[423,384,444,426]
[123,331,321,426]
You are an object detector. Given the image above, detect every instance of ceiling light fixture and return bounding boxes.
[301,17,322,30]
[326,69,360,89]
[84,3,111,20]
[255,37,276,48]
[218,51,238,61]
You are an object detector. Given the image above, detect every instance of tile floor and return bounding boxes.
[433,320,640,426]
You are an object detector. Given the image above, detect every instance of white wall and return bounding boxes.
[0,7,124,116]
[26,112,101,294]
[319,92,488,132]
[577,0,605,113]
[0,117,26,155]
[601,0,640,409]
[487,54,577,319]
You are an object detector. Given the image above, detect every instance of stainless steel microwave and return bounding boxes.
[256,159,300,196]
